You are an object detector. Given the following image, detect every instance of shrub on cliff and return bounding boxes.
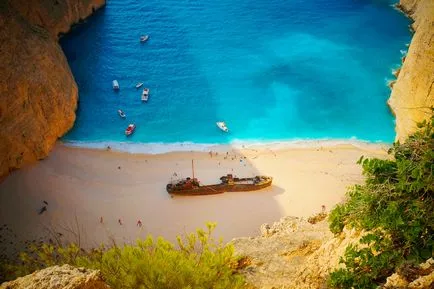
[1,223,245,289]
[328,113,433,288]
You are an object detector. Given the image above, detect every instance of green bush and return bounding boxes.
[328,113,434,288]
[1,223,245,289]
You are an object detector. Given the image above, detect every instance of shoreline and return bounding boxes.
[0,141,390,253]
[61,138,392,155]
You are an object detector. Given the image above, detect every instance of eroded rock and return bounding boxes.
[0,264,110,289]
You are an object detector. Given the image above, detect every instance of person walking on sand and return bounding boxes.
[137,220,142,227]
[38,206,47,215]
[100,216,104,224]
[118,218,123,225]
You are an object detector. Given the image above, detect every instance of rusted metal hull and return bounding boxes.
[167,178,272,196]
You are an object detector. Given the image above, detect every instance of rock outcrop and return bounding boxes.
[382,258,434,289]
[388,0,434,142]
[232,216,339,289]
[0,0,105,179]
[0,264,110,289]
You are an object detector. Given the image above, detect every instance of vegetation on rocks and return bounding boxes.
[328,113,434,288]
[1,223,245,289]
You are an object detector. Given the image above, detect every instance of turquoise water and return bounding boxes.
[61,0,411,149]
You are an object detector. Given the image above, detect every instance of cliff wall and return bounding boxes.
[388,0,434,142]
[7,0,105,38]
[0,0,105,179]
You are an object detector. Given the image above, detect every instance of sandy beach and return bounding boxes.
[0,141,389,252]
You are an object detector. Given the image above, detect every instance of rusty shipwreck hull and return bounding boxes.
[166,177,273,196]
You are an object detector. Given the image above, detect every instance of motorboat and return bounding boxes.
[125,124,136,136]
[118,109,126,118]
[140,35,149,42]
[112,80,120,90]
[135,82,144,89]
[141,88,149,102]
[216,121,229,132]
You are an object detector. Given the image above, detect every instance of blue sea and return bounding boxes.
[60,0,411,150]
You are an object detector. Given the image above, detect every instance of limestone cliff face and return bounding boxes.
[232,217,335,288]
[234,217,434,289]
[388,0,434,142]
[0,0,105,179]
[233,216,368,289]
[7,0,105,38]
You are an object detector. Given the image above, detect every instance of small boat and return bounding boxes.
[216,121,229,132]
[118,109,126,118]
[140,35,149,42]
[112,80,120,90]
[141,88,149,102]
[135,82,144,89]
[125,124,136,136]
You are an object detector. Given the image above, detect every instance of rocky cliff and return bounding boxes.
[0,0,105,179]
[233,216,434,289]
[232,217,335,288]
[388,0,434,142]
[0,264,110,289]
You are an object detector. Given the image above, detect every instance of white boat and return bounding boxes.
[141,88,149,102]
[135,82,144,89]
[125,124,136,136]
[118,109,126,118]
[112,80,120,90]
[216,121,229,133]
[140,35,149,42]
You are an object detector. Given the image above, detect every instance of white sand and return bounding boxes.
[0,142,389,249]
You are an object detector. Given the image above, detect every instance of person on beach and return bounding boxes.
[38,206,47,215]
[118,218,123,225]
[100,216,104,224]
[137,220,142,227]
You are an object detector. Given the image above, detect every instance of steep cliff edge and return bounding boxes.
[7,0,105,38]
[233,217,434,289]
[388,0,434,142]
[0,0,105,179]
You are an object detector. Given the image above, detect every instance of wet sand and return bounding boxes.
[0,142,389,250]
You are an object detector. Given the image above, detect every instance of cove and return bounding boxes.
[60,0,411,148]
